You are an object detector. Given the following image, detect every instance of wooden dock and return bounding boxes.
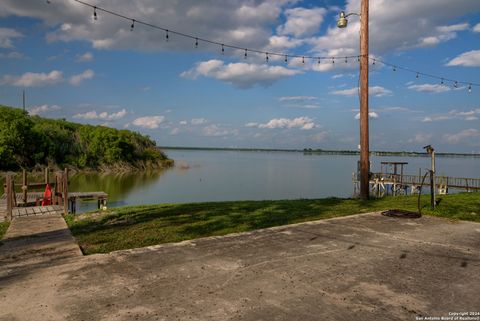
[353,172,480,196]
[0,191,108,221]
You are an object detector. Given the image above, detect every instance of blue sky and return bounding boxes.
[1,0,479,152]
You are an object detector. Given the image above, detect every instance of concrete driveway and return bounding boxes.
[0,212,479,321]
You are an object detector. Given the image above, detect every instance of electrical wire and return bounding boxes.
[53,0,480,89]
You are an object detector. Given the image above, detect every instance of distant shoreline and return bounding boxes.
[159,146,480,158]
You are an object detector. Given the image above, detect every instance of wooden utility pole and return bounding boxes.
[359,0,370,200]
[63,168,69,215]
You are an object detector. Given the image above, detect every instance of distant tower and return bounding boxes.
[23,89,26,112]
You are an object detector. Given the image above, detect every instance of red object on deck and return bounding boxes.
[42,184,52,206]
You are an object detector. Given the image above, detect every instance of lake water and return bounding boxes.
[69,149,480,213]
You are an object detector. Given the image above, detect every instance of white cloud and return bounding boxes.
[202,124,238,137]
[436,23,469,33]
[0,51,25,59]
[278,96,317,102]
[75,51,93,62]
[181,59,302,89]
[422,108,480,122]
[277,7,326,37]
[444,129,480,144]
[355,112,379,120]
[191,118,207,125]
[132,116,165,129]
[407,83,451,93]
[28,104,61,116]
[0,28,23,48]
[69,69,94,86]
[408,133,433,144]
[170,128,180,135]
[474,23,480,32]
[1,70,63,87]
[311,131,329,142]
[308,0,480,58]
[179,120,188,125]
[332,74,344,79]
[74,109,127,121]
[249,116,316,130]
[446,50,480,67]
[332,86,392,97]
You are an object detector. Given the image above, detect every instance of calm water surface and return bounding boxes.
[69,150,480,212]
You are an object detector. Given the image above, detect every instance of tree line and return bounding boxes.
[0,105,172,171]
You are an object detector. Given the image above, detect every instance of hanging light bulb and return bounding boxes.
[393,66,396,72]
[165,30,169,42]
[244,49,247,59]
[332,57,335,64]
[195,38,198,48]
[440,78,444,85]
[468,84,472,93]
[266,52,269,63]
[221,44,224,55]
[416,72,419,79]
[454,81,458,88]
[93,6,97,21]
[372,58,376,65]
[284,55,288,63]
[357,56,360,62]
[302,56,305,64]
[317,57,321,64]
[345,57,348,63]
[130,19,135,31]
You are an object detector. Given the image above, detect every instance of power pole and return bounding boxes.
[23,88,26,112]
[359,0,370,200]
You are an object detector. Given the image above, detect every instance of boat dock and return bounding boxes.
[353,161,480,196]
[1,169,108,221]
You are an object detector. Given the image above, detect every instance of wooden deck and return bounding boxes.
[0,191,108,221]
[357,172,480,196]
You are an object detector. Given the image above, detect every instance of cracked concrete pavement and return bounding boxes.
[0,212,479,321]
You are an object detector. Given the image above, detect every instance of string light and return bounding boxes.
[66,0,479,92]
[266,52,269,63]
[416,72,419,79]
[468,84,472,93]
[441,78,444,85]
[244,49,247,59]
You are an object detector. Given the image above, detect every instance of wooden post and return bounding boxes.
[359,0,370,200]
[45,167,49,185]
[63,168,69,215]
[6,173,13,221]
[22,169,28,205]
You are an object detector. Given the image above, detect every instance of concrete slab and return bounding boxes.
[0,212,479,321]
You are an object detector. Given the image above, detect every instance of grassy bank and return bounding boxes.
[0,222,10,243]
[66,193,480,255]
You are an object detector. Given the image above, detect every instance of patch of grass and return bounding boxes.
[0,221,10,244]
[65,193,480,255]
